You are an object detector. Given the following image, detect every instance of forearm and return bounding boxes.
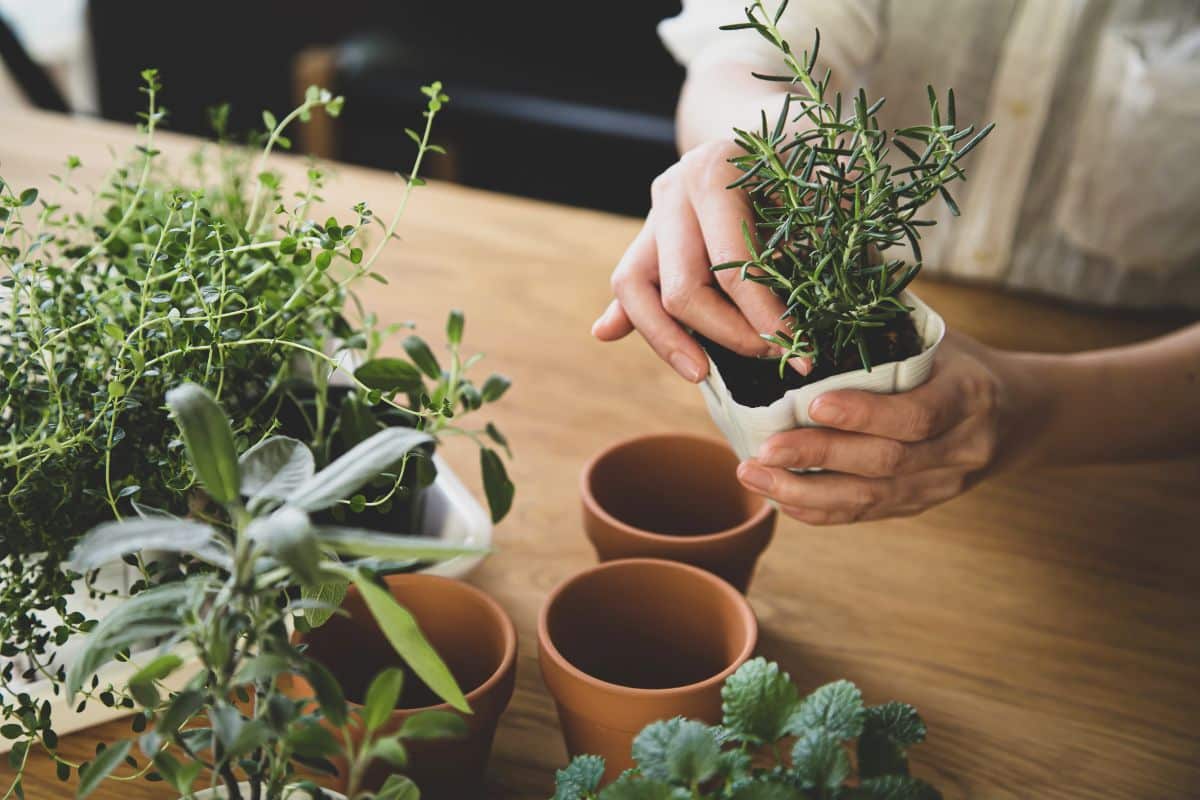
[675,52,789,154]
[998,324,1200,466]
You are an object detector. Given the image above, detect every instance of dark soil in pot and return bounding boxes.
[700,313,922,407]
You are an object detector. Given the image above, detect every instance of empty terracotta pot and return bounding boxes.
[581,433,777,592]
[288,574,517,800]
[538,558,758,785]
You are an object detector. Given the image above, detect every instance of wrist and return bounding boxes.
[986,347,1072,470]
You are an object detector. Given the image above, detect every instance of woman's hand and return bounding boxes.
[735,333,1031,524]
[592,140,805,382]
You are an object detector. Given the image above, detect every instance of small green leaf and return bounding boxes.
[554,754,605,800]
[347,570,469,712]
[632,718,684,782]
[363,668,405,733]
[402,335,441,378]
[374,774,420,800]
[313,526,484,563]
[165,383,241,505]
[239,436,315,507]
[262,110,277,130]
[399,709,467,740]
[480,448,514,523]
[843,775,942,800]
[664,719,721,785]
[303,659,348,727]
[246,506,322,586]
[127,654,183,707]
[19,188,38,207]
[791,729,850,791]
[356,357,424,393]
[446,309,464,345]
[234,654,291,685]
[286,427,432,512]
[367,736,409,769]
[67,518,216,573]
[722,658,800,744]
[596,773,682,800]
[480,374,511,402]
[787,679,865,741]
[301,580,349,628]
[76,740,131,799]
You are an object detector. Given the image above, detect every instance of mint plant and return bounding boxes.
[4,383,477,799]
[714,1,993,376]
[1,71,513,764]
[553,658,939,800]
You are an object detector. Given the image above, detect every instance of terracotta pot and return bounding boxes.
[581,433,777,592]
[288,574,517,800]
[538,558,757,785]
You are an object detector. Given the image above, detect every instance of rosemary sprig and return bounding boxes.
[718,1,994,373]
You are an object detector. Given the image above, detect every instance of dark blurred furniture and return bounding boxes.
[0,14,68,111]
[87,1,684,215]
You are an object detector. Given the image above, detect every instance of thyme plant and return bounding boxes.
[554,658,939,800]
[716,1,994,374]
[9,384,475,800]
[1,71,513,747]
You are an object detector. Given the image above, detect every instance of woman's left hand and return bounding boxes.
[735,332,1030,524]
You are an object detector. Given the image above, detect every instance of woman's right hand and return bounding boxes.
[591,140,806,382]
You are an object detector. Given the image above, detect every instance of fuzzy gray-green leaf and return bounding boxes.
[165,383,241,505]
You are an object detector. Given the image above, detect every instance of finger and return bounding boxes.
[736,461,896,519]
[592,298,633,340]
[686,154,811,374]
[756,427,950,478]
[808,370,969,442]
[653,175,766,356]
[610,220,708,383]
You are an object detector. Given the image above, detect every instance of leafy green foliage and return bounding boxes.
[55,385,475,799]
[716,1,993,372]
[553,658,939,800]
[1,75,514,794]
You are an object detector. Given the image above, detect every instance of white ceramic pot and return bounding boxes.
[699,291,946,461]
[192,782,345,799]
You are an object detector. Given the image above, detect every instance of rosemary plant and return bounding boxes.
[1,72,513,794]
[716,1,994,374]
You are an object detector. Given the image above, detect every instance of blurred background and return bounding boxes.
[0,0,685,216]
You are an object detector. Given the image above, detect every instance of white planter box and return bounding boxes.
[193,782,346,799]
[0,459,491,752]
[699,291,946,461]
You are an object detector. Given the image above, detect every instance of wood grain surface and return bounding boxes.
[2,108,1198,799]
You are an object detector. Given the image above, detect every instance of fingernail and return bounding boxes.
[669,351,704,382]
[789,356,811,376]
[590,316,604,337]
[810,396,844,425]
[738,462,772,492]
[758,446,798,468]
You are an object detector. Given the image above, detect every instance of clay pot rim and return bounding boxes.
[537,557,758,698]
[297,573,518,716]
[581,432,772,545]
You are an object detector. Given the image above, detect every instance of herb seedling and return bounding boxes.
[715,1,993,377]
[16,383,476,800]
[554,658,939,800]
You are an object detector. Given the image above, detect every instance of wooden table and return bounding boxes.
[4,108,1199,800]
